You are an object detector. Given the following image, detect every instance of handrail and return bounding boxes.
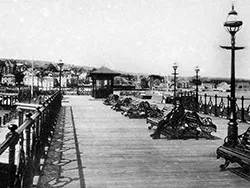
[0,90,62,188]
[199,93,250,101]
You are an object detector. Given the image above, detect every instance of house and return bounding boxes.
[2,74,15,86]
[0,59,29,86]
[23,69,56,90]
[42,75,56,90]
[202,82,215,90]
[2,59,15,75]
[0,59,16,85]
[216,82,230,92]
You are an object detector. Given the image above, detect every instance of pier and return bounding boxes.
[35,95,250,188]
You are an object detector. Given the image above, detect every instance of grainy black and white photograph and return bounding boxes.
[0,0,250,187]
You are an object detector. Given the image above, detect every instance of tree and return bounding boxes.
[71,67,85,94]
[15,71,24,86]
[191,78,202,86]
[46,63,58,72]
[14,71,25,101]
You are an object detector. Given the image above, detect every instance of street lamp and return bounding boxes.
[76,72,81,95]
[195,66,200,112]
[172,63,178,101]
[58,60,64,93]
[220,4,244,147]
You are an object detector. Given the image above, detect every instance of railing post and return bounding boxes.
[215,94,218,116]
[24,112,33,187]
[241,96,246,122]
[25,112,32,159]
[3,114,6,125]
[204,94,208,114]
[6,113,9,123]
[34,108,42,175]
[10,96,13,106]
[198,95,202,113]
[6,124,19,188]
[227,95,230,118]
[18,109,24,127]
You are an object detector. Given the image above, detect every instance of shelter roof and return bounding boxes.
[89,66,120,76]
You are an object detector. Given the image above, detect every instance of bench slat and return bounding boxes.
[217,127,250,170]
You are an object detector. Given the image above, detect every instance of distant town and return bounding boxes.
[1,58,250,94]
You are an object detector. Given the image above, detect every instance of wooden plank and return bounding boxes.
[68,95,250,188]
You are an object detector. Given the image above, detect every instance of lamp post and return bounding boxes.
[195,66,200,112]
[58,60,64,93]
[172,63,178,101]
[220,5,244,147]
[76,72,80,95]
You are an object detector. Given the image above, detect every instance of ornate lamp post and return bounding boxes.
[220,5,244,147]
[58,60,64,93]
[76,72,80,95]
[195,66,200,112]
[172,63,178,101]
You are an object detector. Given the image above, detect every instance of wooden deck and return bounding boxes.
[58,95,250,188]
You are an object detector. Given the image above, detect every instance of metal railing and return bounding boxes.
[0,91,62,188]
[179,91,250,122]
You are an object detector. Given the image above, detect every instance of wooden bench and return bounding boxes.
[120,105,131,114]
[146,106,173,130]
[160,111,217,139]
[216,127,250,171]
[111,97,132,111]
[126,101,160,119]
[126,101,147,118]
[103,94,119,106]
[179,112,217,140]
[120,99,141,116]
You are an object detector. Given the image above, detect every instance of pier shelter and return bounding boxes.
[89,66,120,98]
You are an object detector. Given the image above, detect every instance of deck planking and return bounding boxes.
[64,95,250,188]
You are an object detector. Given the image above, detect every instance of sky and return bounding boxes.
[0,0,250,78]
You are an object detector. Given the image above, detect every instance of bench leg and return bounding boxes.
[220,159,230,171]
[148,125,153,130]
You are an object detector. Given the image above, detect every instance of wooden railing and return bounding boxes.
[0,91,62,188]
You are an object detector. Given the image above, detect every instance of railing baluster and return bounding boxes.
[227,95,230,118]
[34,110,41,175]
[204,94,207,114]
[241,96,246,122]
[6,124,19,188]
[214,94,218,116]
[23,112,33,187]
